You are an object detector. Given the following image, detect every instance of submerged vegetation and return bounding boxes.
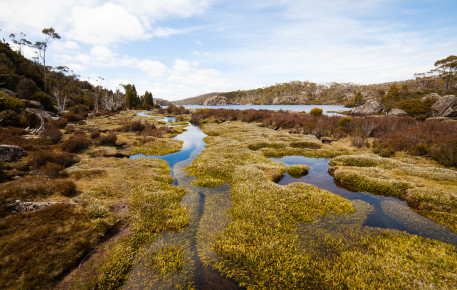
[330,154,457,233]
[185,120,457,288]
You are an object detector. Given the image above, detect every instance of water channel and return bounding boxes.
[126,112,457,288]
[128,113,240,289]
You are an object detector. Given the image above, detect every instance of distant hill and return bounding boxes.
[173,92,221,105]
[171,79,446,107]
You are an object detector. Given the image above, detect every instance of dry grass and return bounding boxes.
[0,204,106,289]
[0,110,190,289]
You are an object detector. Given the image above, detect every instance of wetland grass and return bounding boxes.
[0,111,190,289]
[186,121,457,288]
[330,154,457,233]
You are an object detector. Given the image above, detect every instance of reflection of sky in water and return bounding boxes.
[182,104,348,116]
[270,156,457,246]
[130,114,207,173]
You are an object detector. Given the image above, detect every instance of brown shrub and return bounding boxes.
[30,150,77,169]
[65,124,75,133]
[40,162,65,178]
[61,135,91,153]
[350,135,369,148]
[94,133,118,146]
[62,112,85,122]
[40,128,63,144]
[0,176,78,201]
[90,131,100,139]
[120,120,145,132]
[0,203,101,289]
[45,117,68,129]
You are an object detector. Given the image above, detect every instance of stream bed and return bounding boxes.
[128,113,241,289]
[126,112,457,288]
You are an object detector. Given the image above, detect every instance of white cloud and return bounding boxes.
[51,40,80,51]
[68,3,148,45]
[173,59,194,72]
[138,60,169,77]
[115,0,210,20]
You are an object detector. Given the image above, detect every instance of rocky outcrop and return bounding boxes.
[29,100,43,109]
[1,200,58,217]
[203,95,230,106]
[351,100,384,116]
[431,95,457,117]
[422,93,440,102]
[387,108,408,117]
[0,145,25,162]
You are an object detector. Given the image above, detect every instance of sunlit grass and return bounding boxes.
[186,120,457,288]
[330,154,457,233]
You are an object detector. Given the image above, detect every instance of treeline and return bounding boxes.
[1,29,158,130]
[190,108,457,167]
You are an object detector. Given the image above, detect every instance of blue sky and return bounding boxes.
[1,0,456,100]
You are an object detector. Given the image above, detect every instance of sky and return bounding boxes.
[1,0,457,101]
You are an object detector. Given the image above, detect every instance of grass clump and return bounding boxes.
[67,157,188,288]
[186,122,357,288]
[330,154,457,233]
[286,164,309,177]
[95,183,188,288]
[332,166,412,196]
[186,121,457,288]
[130,138,183,156]
[147,246,186,277]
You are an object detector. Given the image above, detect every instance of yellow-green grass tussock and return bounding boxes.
[187,121,457,288]
[330,154,457,234]
[286,164,309,177]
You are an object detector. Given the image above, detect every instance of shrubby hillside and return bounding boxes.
[174,56,457,109]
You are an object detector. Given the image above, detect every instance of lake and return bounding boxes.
[182,104,348,116]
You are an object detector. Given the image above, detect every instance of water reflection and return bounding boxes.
[130,119,207,172]
[182,104,348,116]
[270,155,457,246]
[127,112,241,289]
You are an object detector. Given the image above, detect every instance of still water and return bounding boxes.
[183,104,348,116]
[270,155,457,247]
[127,112,457,288]
[128,113,240,289]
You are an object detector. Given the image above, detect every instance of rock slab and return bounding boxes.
[432,95,457,117]
[351,100,384,116]
[0,145,25,162]
[387,108,408,117]
[203,95,230,106]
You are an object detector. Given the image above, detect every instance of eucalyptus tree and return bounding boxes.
[9,32,31,55]
[433,55,457,91]
[34,27,61,91]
